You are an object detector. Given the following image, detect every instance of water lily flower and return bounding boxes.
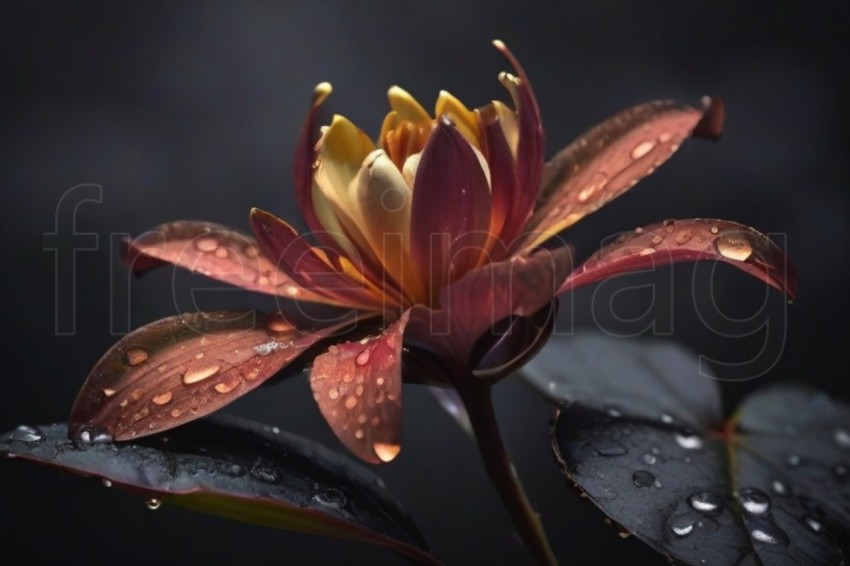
[69,41,796,466]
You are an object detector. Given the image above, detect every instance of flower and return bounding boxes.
[69,41,796,464]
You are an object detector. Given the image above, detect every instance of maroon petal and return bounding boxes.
[560,218,797,298]
[520,97,725,251]
[409,117,492,294]
[292,83,348,254]
[478,104,519,256]
[69,310,353,442]
[406,246,572,374]
[493,41,546,243]
[122,221,329,303]
[310,312,410,464]
[250,208,391,310]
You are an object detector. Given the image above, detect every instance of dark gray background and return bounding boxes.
[1,1,847,564]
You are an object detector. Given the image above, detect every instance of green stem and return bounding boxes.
[457,381,558,566]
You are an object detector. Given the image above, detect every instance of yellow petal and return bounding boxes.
[323,114,375,166]
[387,86,431,126]
[435,90,480,149]
[490,100,519,159]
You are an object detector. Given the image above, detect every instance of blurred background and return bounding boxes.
[1,1,847,563]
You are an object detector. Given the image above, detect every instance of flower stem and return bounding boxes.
[457,381,557,566]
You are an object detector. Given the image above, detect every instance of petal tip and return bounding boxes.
[313,82,332,106]
[693,96,725,140]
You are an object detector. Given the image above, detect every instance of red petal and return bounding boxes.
[493,41,546,242]
[560,218,797,298]
[520,97,725,250]
[123,221,327,302]
[292,84,349,255]
[406,246,572,373]
[69,310,352,442]
[250,209,390,310]
[478,105,519,256]
[409,118,492,294]
[309,312,409,464]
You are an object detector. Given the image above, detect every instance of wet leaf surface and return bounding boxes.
[525,334,849,565]
[0,416,435,564]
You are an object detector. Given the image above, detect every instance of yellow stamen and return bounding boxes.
[435,90,481,149]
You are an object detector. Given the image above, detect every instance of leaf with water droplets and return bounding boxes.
[521,97,724,250]
[123,221,327,303]
[70,310,352,443]
[559,218,798,299]
[539,333,848,564]
[0,417,434,564]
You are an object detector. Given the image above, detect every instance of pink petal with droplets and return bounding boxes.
[520,98,725,251]
[70,310,353,442]
[122,221,326,303]
[310,312,410,464]
[560,218,797,299]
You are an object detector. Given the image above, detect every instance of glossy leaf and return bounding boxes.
[559,218,798,299]
[0,417,435,564]
[70,310,351,443]
[123,220,327,303]
[521,97,724,250]
[310,312,409,464]
[533,334,848,564]
[522,331,722,428]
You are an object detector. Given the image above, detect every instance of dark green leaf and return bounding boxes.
[532,334,849,565]
[0,416,435,565]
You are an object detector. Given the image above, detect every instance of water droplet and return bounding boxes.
[214,247,229,259]
[660,413,674,425]
[355,349,371,366]
[674,430,704,450]
[834,429,850,448]
[803,516,822,533]
[373,442,401,462]
[214,379,240,394]
[182,364,221,385]
[152,392,173,406]
[101,478,112,488]
[651,235,664,246]
[253,340,280,356]
[328,387,340,400]
[594,440,627,457]
[689,491,724,517]
[222,464,246,478]
[631,140,656,160]
[771,480,787,495]
[715,234,753,262]
[312,487,347,510]
[635,227,645,234]
[659,132,673,143]
[786,454,801,467]
[265,313,292,333]
[669,516,695,537]
[243,245,259,258]
[354,428,365,439]
[345,396,358,409]
[632,470,655,488]
[605,406,623,418]
[194,237,218,252]
[250,466,282,484]
[102,388,116,398]
[750,524,790,545]
[675,230,692,245]
[832,462,848,481]
[710,225,719,235]
[9,425,43,443]
[642,453,657,465]
[738,488,770,514]
[125,348,149,366]
[145,498,162,510]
